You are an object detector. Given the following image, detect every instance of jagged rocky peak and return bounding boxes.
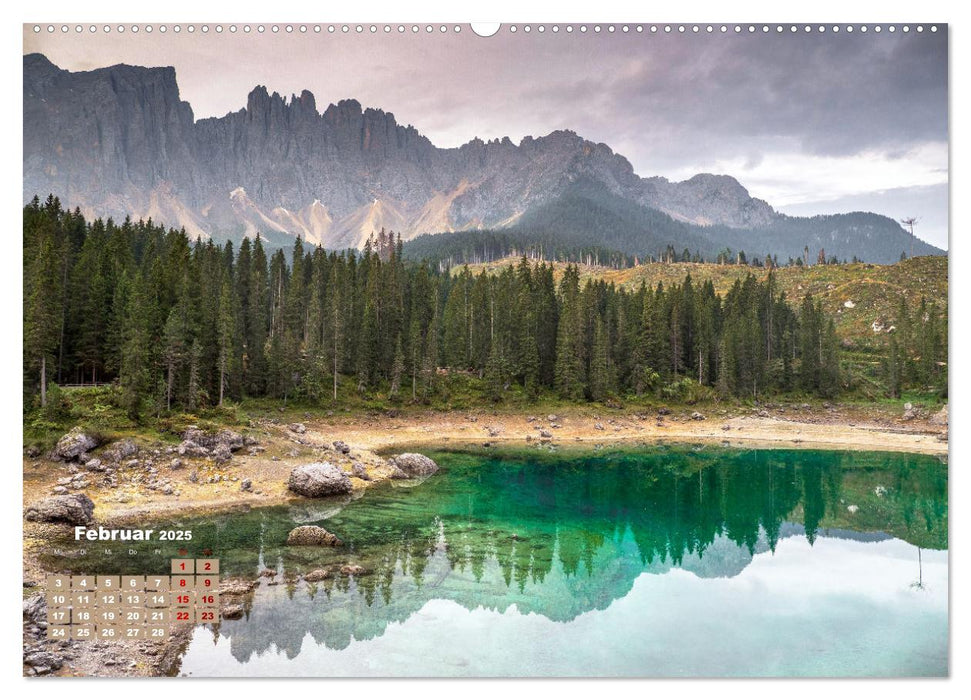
[24,53,799,249]
[23,52,63,82]
[641,172,777,229]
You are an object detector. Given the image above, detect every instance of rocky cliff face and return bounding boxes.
[24,53,779,247]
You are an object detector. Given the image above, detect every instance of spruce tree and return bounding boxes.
[217,279,239,406]
[24,232,63,406]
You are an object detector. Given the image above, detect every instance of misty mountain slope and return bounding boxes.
[516,178,716,256]
[703,212,943,264]
[23,53,945,263]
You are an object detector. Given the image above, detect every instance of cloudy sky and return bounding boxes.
[24,24,949,247]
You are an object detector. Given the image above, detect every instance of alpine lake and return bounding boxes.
[42,444,948,677]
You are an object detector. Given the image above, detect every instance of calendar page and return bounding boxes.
[22,21,949,678]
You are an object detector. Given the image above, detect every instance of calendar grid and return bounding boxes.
[45,559,221,640]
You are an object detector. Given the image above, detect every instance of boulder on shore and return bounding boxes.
[286,525,343,547]
[178,428,246,458]
[24,493,95,525]
[288,462,352,497]
[53,427,98,461]
[103,438,137,463]
[391,453,439,477]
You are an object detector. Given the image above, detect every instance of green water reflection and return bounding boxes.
[44,446,948,677]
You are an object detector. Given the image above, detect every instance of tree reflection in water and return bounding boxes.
[42,446,947,665]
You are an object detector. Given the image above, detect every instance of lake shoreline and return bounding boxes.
[22,405,947,677]
[24,406,947,528]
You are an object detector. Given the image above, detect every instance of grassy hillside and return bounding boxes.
[460,255,948,349]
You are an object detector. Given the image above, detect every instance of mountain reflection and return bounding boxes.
[43,447,947,665]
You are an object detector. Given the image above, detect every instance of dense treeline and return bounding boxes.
[25,195,846,417]
[881,295,947,398]
[403,228,640,270]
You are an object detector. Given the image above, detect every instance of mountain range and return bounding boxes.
[23,53,944,263]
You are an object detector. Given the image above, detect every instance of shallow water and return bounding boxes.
[46,445,948,677]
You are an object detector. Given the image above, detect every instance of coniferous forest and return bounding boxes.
[26,194,905,420]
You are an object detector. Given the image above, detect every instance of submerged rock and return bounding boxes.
[286,525,343,547]
[24,493,95,525]
[287,462,352,497]
[303,568,332,582]
[392,453,439,477]
[221,604,245,619]
[218,581,255,596]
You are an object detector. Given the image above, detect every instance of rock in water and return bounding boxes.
[221,604,245,619]
[303,568,332,582]
[53,427,98,461]
[286,525,343,547]
[287,462,352,497]
[24,493,95,525]
[392,453,439,477]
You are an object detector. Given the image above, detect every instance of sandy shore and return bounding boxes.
[336,408,948,456]
[24,405,947,527]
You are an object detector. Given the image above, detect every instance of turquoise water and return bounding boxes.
[45,446,949,677]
